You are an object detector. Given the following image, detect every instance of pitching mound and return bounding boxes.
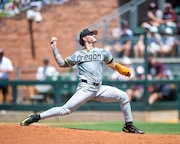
[0,124,179,144]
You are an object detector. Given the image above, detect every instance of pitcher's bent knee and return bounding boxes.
[120,91,130,104]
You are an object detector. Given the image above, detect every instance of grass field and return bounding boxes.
[45,121,180,134]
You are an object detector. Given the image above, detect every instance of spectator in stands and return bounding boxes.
[126,66,145,101]
[3,0,20,16]
[148,53,164,80]
[147,26,162,57]
[35,57,59,102]
[26,0,43,23]
[0,0,8,11]
[0,48,14,103]
[160,27,179,57]
[110,56,135,81]
[162,2,177,32]
[142,2,165,29]
[12,0,20,15]
[133,33,145,58]
[104,19,133,57]
[36,57,59,81]
[133,26,162,58]
[29,0,43,11]
[148,69,176,105]
[147,53,165,94]
[21,0,30,6]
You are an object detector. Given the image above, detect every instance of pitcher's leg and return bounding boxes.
[94,85,144,134]
[40,89,95,119]
[94,85,132,122]
[120,101,133,122]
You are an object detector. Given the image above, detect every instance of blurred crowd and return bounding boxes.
[109,54,177,105]
[0,0,69,17]
[104,2,180,58]
[105,1,180,104]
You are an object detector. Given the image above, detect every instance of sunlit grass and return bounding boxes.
[39,121,180,134]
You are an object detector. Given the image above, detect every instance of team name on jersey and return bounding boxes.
[77,53,101,62]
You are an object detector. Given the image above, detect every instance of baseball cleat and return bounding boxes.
[20,113,40,126]
[122,123,145,134]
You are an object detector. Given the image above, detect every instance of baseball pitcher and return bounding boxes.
[20,28,144,134]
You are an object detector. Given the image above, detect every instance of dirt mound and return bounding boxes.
[0,124,179,144]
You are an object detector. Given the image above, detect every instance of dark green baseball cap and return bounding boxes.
[79,28,98,46]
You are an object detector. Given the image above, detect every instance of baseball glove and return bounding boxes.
[115,63,131,77]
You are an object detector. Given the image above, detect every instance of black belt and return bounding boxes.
[81,79,100,86]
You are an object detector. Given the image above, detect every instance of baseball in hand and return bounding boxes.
[51,37,57,41]
[51,37,57,45]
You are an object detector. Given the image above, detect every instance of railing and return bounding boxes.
[0,78,180,118]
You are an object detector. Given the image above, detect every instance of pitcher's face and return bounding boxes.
[84,33,97,44]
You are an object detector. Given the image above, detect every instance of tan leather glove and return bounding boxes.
[115,63,131,77]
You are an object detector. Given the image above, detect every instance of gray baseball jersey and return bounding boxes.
[65,47,112,83]
[40,47,133,123]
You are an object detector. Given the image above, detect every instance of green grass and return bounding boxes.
[45,121,180,134]
[0,12,10,17]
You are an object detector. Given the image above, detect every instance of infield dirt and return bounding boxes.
[0,124,180,144]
